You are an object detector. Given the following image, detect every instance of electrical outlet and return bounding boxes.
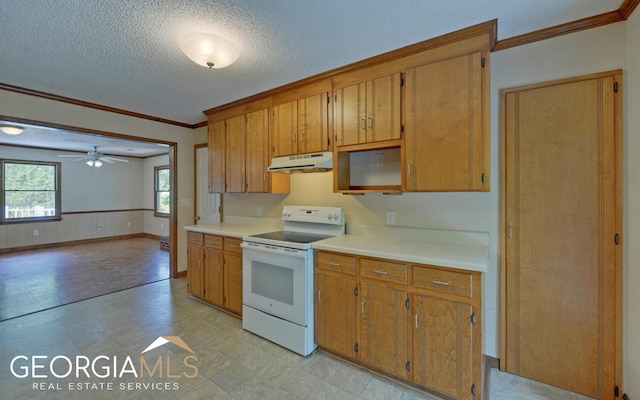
[33,229,39,236]
[127,222,131,227]
[385,211,396,225]
[96,223,102,231]
[376,152,384,166]
[257,206,263,217]
[160,223,164,229]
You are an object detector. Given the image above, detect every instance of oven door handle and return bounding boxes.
[240,242,307,258]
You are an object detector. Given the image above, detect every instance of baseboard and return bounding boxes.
[176,270,187,278]
[0,233,155,253]
[485,355,500,370]
[484,355,500,400]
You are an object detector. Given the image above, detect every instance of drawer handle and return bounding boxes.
[432,280,449,286]
[374,270,389,275]
[361,300,365,314]
[318,289,322,302]
[229,244,238,248]
[415,313,419,329]
[329,262,342,267]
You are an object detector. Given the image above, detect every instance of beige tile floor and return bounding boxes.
[0,277,593,400]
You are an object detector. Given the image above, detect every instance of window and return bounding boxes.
[1,159,61,223]
[154,166,170,216]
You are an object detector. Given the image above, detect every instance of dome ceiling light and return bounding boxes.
[0,125,24,135]
[179,33,239,69]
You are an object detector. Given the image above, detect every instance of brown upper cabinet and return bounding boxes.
[207,98,290,194]
[404,52,489,192]
[333,73,402,147]
[272,80,332,157]
[204,21,495,194]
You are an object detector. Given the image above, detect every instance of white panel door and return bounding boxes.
[196,147,221,224]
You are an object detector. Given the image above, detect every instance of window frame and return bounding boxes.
[154,165,170,218]
[0,159,62,224]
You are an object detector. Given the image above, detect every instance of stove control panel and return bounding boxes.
[282,205,344,225]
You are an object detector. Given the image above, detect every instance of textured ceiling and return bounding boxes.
[0,0,625,128]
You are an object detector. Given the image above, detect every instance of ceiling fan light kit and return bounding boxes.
[86,160,103,168]
[179,32,239,69]
[0,125,24,135]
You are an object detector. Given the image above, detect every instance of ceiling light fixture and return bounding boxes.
[0,125,24,135]
[86,160,103,168]
[179,33,239,69]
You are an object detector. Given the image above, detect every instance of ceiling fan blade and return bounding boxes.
[100,158,116,164]
[58,155,86,158]
[101,157,129,163]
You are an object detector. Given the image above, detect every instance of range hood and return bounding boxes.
[268,152,333,173]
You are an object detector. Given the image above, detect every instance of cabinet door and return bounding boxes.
[272,100,298,157]
[405,52,485,191]
[225,115,246,193]
[315,274,356,359]
[334,83,366,146]
[224,252,243,315]
[245,108,270,193]
[187,245,204,297]
[413,294,473,399]
[366,73,401,143]
[204,249,224,306]
[359,283,408,378]
[208,120,225,193]
[298,93,329,154]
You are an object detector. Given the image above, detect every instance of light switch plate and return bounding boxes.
[385,211,396,225]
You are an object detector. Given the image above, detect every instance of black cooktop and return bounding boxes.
[249,231,333,244]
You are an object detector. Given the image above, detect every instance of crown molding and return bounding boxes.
[494,0,638,52]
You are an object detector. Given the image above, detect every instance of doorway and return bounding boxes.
[0,115,178,279]
[194,144,221,225]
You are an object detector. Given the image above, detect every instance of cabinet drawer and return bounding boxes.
[413,266,473,299]
[204,235,223,249]
[360,258,407,285]
[224,237,243,254]
[316,252,356,275]
[187,232,204,246]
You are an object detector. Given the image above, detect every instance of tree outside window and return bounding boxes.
[154,166,170,217]
[1,160,61,223]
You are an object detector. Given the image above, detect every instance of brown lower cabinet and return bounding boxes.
[315,250,482,400]
[187,232,243,316]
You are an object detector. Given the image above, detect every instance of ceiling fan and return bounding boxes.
[58,146,129,168]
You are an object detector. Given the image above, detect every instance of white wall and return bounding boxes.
[0,146,146,247]
[0,91,195,272]
[624,8,640,399]
[0,146,144,211]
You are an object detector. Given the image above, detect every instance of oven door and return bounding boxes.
[241,242,310,326]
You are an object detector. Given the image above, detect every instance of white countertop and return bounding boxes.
[183,216,281,239]
[313,235,488,272]
[184,219,489,272]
